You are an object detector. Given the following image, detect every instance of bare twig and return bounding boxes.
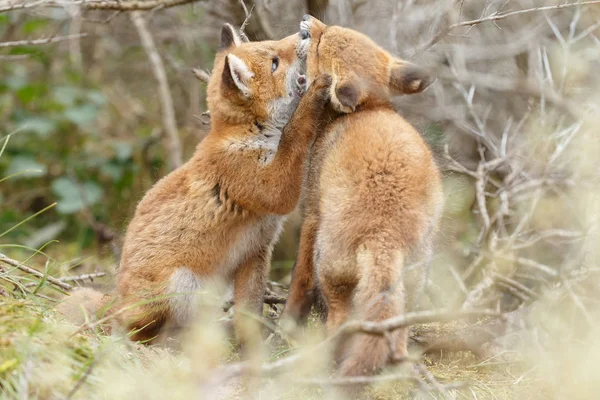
[0,0,205,13]
[453,1,600,30]
[238,0,254,41]
[209,308,503,383]
[0,252,72,291]
[415,1,600,55]
[192,68,211,83]
[131,11,182,171]
[0,33,87,48]
[24,271,107,288]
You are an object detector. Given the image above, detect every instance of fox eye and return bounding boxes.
[271,57,279,73]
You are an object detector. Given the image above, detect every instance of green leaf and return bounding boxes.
[63,104,98,127]
[100,163,123,181]
[52,86,80,106]
[16,83,45,104]
[86,90,106,106]
[22,19,50,34]
[20,117,56,137]
[51,177,103,214]
[5,156,47,179]
[112,141,133,162]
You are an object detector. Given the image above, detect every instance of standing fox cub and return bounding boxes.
[282,16,443,378]
[59,24,331,344]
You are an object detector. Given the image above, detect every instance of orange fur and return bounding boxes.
[282,16,443,381]
[60,24,331,346]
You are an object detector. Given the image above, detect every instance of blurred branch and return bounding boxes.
[0,33,86,48]
[210,308,502,383]
[192,68,211,83]
[0,252,72,291]
[416,0,600,55]
[131,11,183,171]
[0,0,205,13]
[24,272,107,288]
[437,68,583,119]
[238,0,253,41]
[453,1,600,30]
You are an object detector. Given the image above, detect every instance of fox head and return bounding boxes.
[207,24,310,129]
[299,15,433,113]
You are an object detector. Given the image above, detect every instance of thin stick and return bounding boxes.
[209,308,502,382]
[24,272,107,288]
[131,11,182,170]
[0,33,87,48]
[238,0,254,41]
[192,68,211,83]
[0,0,205,13]
[0,252,72,291]
[415,0,600,55]
[453,1,600,29]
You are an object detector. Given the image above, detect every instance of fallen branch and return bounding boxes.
[131,11,182,171]
[0,33,87,48]
[24,271,107,288]
[208,308,502,383]
[0,252,72,291]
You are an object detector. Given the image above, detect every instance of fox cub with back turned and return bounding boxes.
[59,24,331,345]
[282,16,443,378]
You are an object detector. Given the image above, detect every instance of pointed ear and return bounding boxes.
[222,54,253,96]
[220,23,243,50]
[333,81,360,113]
[389,60,434,94]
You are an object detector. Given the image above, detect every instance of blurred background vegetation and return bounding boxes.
[1,0,600,399]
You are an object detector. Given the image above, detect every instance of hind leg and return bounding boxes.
[282,214,319,326]
[117,296,169,344]
[317,251,357,366]
[232,251,271,356]
[404,242,433,312]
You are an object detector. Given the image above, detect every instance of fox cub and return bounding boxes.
[59,24,331,345]
[282,16,443,378]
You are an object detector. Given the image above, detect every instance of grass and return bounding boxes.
[0,281,548,400]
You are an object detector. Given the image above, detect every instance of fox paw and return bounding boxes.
[307,74,332,105]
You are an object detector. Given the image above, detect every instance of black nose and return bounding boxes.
[302,14,311,22]
[300,29,310,40]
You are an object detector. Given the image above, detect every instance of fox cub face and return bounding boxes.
[299,15,433,113]
[208,24,310,129]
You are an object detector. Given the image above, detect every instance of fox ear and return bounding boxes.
[222,54,253,97]
[333,81,360,113]
[220,23,243,50]
[389,60,434,94]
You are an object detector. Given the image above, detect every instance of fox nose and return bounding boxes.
[297,75,306,85]
[302,14,311,22]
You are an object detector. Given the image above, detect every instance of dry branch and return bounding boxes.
[0,0,205,13]
[24,271,107,288]
[209,308,502,383]
[416,0,600,55]
[131,11,182,171]
[0,252,72,291]
[0,33,87,48]
[192,68,211,83]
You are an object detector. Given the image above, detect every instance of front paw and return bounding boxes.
[308,74,332,104]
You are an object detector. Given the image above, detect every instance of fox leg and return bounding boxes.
[232,250,270,354]
[282,214,319,326]
[117,293,169,344]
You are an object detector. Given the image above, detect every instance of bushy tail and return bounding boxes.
[340,241,406,377]
[56,288,114,332]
